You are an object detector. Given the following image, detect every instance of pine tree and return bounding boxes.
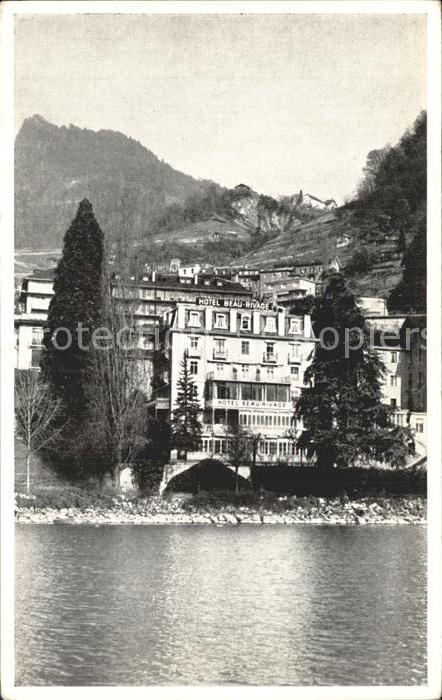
[296,274,411,471]
[170,351,202,460]
[41,199,104,421]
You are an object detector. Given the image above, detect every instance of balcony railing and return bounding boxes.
[213,349,228,360]
[287,353,301,364]
[262,352,278,364]
[188,346,201,358]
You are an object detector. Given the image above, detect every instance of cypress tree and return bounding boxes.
[41,199,104,422]
[296,274,411,471]
[170,351,202,460]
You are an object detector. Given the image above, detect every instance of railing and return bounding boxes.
[262,352,278,364]
[213,349,228,360]
[206,369,292,384]
[188,346,201,358]
[287,353,301,364]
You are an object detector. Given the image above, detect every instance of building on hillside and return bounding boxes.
[300,193,337,210]
[232,268,261,294]
[261,276,316,307]
[151,298,316,463]
[357,296,387,316]
[290,260,325,280]
[169,259,181,273]
[14,268,253,373]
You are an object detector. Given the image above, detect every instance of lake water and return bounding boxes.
[15,523,426,686]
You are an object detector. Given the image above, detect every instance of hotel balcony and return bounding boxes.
[262,352,278,364]
[206,369,291,384]
[213,348,228,361]
[287,353,301,364]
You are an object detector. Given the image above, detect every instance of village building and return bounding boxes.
[14,268,253,371]
[365,313,427,454]
[151,298,316,463]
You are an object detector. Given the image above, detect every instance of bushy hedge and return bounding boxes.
[15,487,117,511]
[251,465,426,496]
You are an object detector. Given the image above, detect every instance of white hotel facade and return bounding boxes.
[152,297,316,463]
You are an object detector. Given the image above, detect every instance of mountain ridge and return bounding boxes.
[15,115,334,256]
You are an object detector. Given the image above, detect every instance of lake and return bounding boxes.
[15,523,426,686]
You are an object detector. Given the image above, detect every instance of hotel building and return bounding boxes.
[151,297,316,463]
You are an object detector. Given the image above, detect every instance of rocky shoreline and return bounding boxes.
[15,494,426,525]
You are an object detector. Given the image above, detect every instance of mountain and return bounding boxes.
[15,115,214,250]
[15,116,334,261]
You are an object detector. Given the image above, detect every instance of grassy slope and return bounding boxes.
[232,209,403,298]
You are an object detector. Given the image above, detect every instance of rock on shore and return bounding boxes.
[15,494,426,525]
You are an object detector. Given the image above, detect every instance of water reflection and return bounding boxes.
[15,524,426,686]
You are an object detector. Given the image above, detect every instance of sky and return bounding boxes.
[14,12,426,202]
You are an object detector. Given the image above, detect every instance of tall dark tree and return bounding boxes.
[296,274,411,471]
[133,416,171,493]
[170,351,202,460]
[387,228,426,313]
[41,199,104,421]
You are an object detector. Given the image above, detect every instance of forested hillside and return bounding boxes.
[234,111,426,305]
[15,115,214,250]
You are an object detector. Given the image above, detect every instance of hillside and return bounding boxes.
[15,112,425,306]
[15,116,332,265]
[15,115,214,250]
[233,111,426,301]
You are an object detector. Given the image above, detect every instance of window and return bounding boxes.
[264,316,277,333]
[218,383,238,400]
[251,384,264,401]
[267,367,274,378]
[391,352,397,363]
[241,383,252,400]
[269,442,277,456]
[190,360,198,375]
[265,342,275,361]
[255,368,261,381]
[289,343,300,360]
[190,336,199,349]
[31,328,43,345]
[214,338,226,359]
[189,311,201,327]
[267,385,275,401]
[241,341,250,355]
[288,318,302,335]
[390,375,397,387]
[241,315,251,330]
[390,398,397,408]
[241,364,249,376]
[415,421,424,433]
[418,372,423,388]
[291,366,299,379]
[214,313,228,329]
[31,348,41,368]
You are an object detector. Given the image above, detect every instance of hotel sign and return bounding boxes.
[197,297,270,310]
[211,399,292,410]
